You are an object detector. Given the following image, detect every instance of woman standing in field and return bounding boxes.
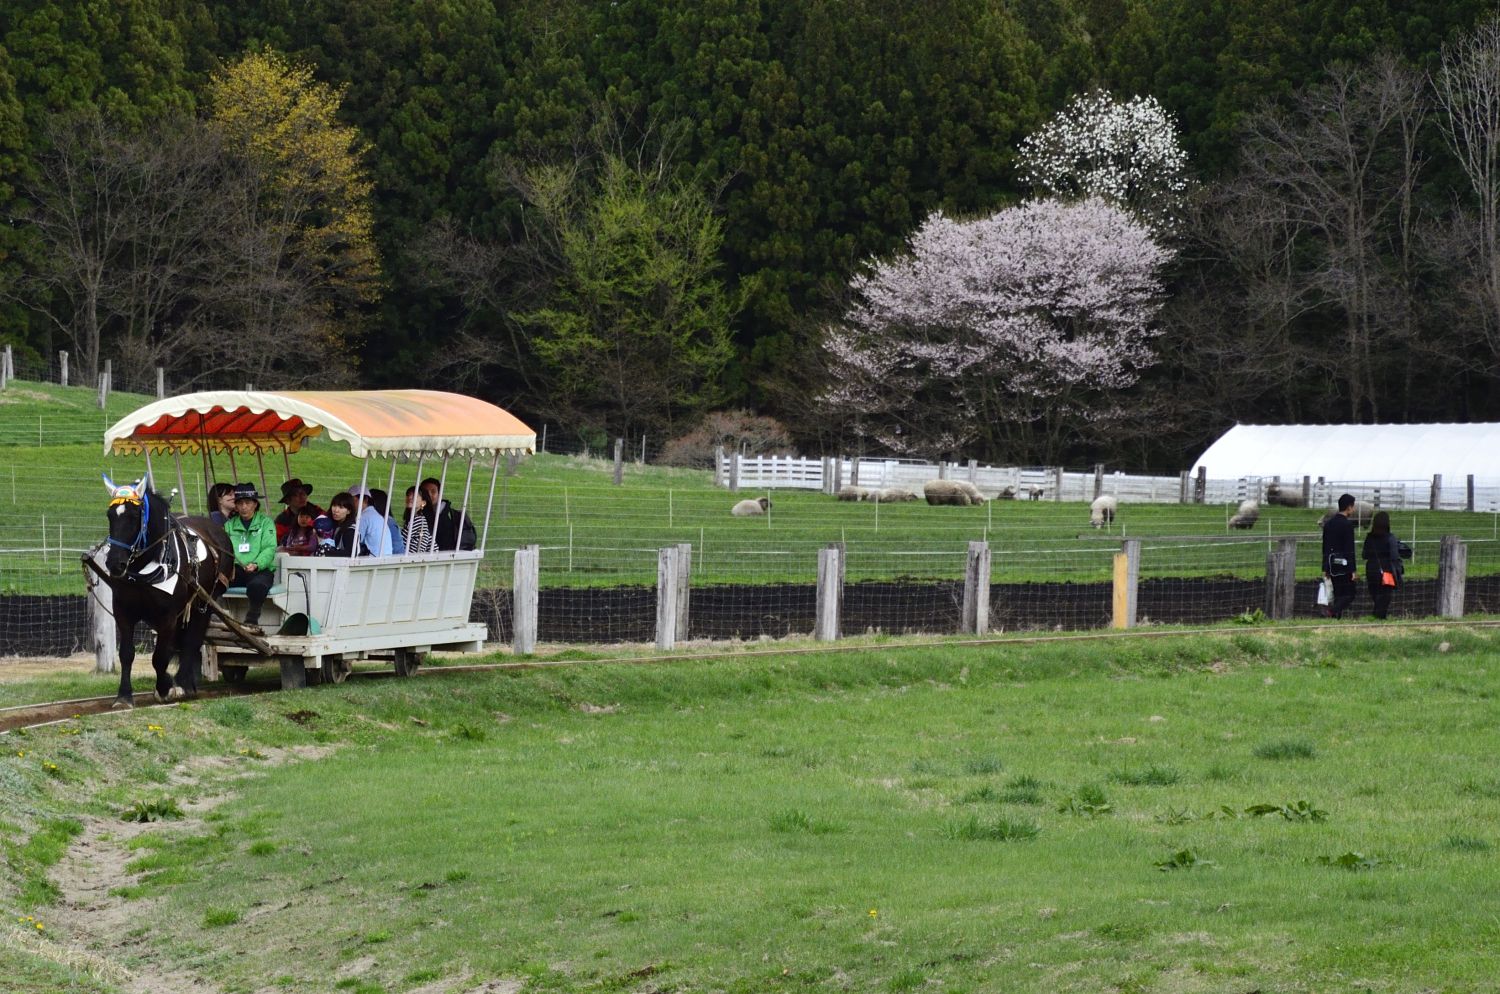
[1363,511,1404,619]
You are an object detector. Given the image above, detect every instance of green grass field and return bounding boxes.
[5,381,1500,595]
[3,626,1499,992]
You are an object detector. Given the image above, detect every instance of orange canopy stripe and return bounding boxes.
[105,390,536,459]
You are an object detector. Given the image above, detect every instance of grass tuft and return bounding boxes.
[768,809,844,835]
[943,815,1039,842]
[203,908,241,927]
[1253,739,1317,761]
[1108,764,1182,786]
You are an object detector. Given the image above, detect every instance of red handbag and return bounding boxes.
[1380,570,1396,588]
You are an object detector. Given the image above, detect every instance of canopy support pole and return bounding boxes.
[281,442,292,481]
[479,451,500,554]
[254,448,269,502]
[352,460,370,561]
[173,450,187,512]
[143,449,155,493]
[412,456,425,553]
[436,456,450,548]
[227,449,239,484]
[384,458,399,553]
[460,460,476,551]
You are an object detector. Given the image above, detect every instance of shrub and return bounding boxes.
[658,410,793,468]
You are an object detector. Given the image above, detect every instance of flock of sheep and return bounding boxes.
[733,479,1362,531]
[733,481,1119,523]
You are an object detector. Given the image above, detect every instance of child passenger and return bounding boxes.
[278,505,320,557]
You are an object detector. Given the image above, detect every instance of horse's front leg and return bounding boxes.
[151,628,177,703]
[114,614,137,709]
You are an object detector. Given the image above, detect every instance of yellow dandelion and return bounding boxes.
[869,908,878,918]
[35,922,43,931]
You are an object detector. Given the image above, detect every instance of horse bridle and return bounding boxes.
[106,488,173,573]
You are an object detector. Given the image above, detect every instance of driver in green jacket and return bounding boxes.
[222,483,277,629]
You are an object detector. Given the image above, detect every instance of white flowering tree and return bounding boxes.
[820,198,1171,460]
[1017,89,1190,234]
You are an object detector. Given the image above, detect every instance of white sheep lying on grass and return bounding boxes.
[1089,494,1117,528]
[837,485,869,502]
[731,497,771,516]
[1229,499,1260,529]
[876,488,917,502]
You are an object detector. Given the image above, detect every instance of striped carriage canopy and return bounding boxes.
[104,390,536,460]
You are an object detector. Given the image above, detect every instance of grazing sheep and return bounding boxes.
[876,488,917,502]
[1264,484,1306,508]
[1228,499,1260,529]
[837,485,870,502]
[1318,500,1374,529]
[1027,487,1045,500]
[996,486,1018,500]
[731,497,771,517]
[1089,494,1118,528]
[924,479,977,506]
[955,480,987,504]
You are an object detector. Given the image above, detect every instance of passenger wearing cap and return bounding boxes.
[349,484,394,556]
[223,484,278,629]
[274,479,323,544]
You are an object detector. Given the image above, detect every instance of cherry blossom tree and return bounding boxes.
[820,197,1171,461]
[1017,90,1191,235]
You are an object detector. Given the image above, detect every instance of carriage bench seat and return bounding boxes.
[224,585,287,598]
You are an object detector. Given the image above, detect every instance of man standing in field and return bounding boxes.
[1322,493,1358,618]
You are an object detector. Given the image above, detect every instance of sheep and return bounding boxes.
[996,486,1018,500]
[731,497,771,517]
[923,479,978,506]
[1318,500,1374,529]
[1228,499,1260,529]
[1089,494,1118,528]
[1264,484,1306,508]
[1027,487,1045,500]
[876,488,917,502]
[956,481,987,504]
[836,485,870,502]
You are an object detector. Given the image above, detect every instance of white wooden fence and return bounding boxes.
[714,450,1500,512]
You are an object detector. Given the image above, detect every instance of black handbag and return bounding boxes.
[1397,541,1412,561]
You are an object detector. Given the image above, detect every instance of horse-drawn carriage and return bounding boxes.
[93,390,534,701]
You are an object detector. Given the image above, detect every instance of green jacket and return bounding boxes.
[224,512,277,571]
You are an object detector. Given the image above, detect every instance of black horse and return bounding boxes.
[94,475,233,707]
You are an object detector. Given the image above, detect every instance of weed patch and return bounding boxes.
[1253,739,1317,761]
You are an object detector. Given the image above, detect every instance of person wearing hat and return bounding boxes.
[274,479,323,544]
[348,484,394,556]
[223,484,278,630]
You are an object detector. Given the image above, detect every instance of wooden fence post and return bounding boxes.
[59,350,68,386]
[816,544,843,641]
[156,366,165,399]
[729,452,741,492]
[1430,474,1443,511]
[938,460,948,480]
[613,438,624,485]
[1178,470,1189,504]
[1093,463,1104,499]
[1467,474,1475,513]
[1111,539,1141,629]
[97,359,111,409]
[88,558,117,674]
[962,540,991,635]
[1264,538,1298,620]
[1,344,11,389]
[968,458,978,484]
[1302,475,1312,507]
[513,544,539,654]
[1053,466,1065,501]
[1194,466,1207,504]
[714,445,725,487]
[656,546,680,650]
[675,542,692,642]
[1437,535,1467,619]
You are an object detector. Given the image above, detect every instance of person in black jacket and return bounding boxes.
[1362,510,1404,619]
[419,477,477,551]
[1321,493,1359,618]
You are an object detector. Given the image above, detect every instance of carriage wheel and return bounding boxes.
[324,655,351,684]
[221,665,249,684]
[393,649,425,678]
